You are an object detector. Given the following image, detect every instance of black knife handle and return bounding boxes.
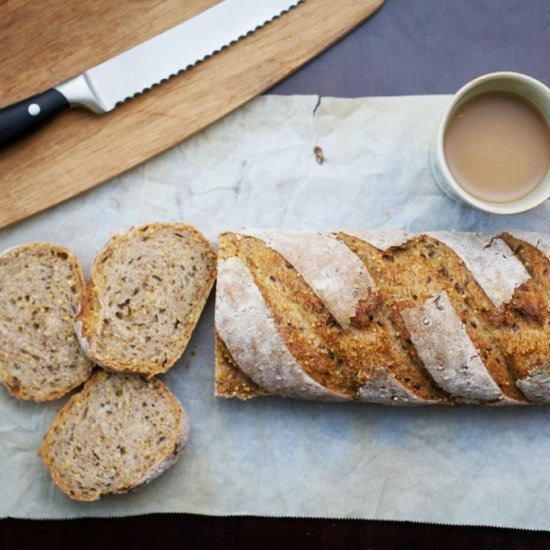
[0,88,69,147]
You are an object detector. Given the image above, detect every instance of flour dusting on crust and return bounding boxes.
[359,367,436,405]
[428,232,530,308]
[344,229,412,251]
[401,292,503,402]
[516,369,550,403]
[242,231,374,328]
[216,257,348,401]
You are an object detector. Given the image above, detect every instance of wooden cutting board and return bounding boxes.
[0,0,384,229]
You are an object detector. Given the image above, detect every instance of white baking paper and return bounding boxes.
[2,95,550,529]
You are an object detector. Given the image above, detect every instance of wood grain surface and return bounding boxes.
[0,0,384,229]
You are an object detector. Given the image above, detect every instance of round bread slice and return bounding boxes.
[39,369,189,501]
[75,223,216,376]
[0,243,93,401]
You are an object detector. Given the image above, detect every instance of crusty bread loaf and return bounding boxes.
[215,230,550,405]
[76,223,216,376]
[0,243,93,401]
[39,369,188,501]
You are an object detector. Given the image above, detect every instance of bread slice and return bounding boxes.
[39,369,188,501]
[75,223,216,376]
[0,243,93,401]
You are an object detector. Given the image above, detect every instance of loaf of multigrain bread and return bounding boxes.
[215,230,550,405]
[40,369,188,501]
[0,243,93,401]
[76,223,216,376]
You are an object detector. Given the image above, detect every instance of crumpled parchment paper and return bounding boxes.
[1,94,550,529]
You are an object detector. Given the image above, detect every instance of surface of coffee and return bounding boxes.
[444,92,550,203]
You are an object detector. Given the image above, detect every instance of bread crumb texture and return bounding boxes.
[77,223,216,376]
[0,244,93,401]
[215,230,550,405]
[39,369,187,501]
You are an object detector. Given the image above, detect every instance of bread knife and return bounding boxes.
[0,0,301,147]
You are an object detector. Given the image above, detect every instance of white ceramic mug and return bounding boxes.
[431,72,550,214]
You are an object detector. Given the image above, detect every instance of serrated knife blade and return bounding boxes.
[0,0,301,147]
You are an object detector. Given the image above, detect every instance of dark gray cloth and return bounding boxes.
[273,0,550,97]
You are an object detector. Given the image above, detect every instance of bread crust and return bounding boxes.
[216,230,550,404]
[241,231,375,328]
[401,291,506,403]
[216,256,348,401]
[75,223,216,376]
[358,367,438,405]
